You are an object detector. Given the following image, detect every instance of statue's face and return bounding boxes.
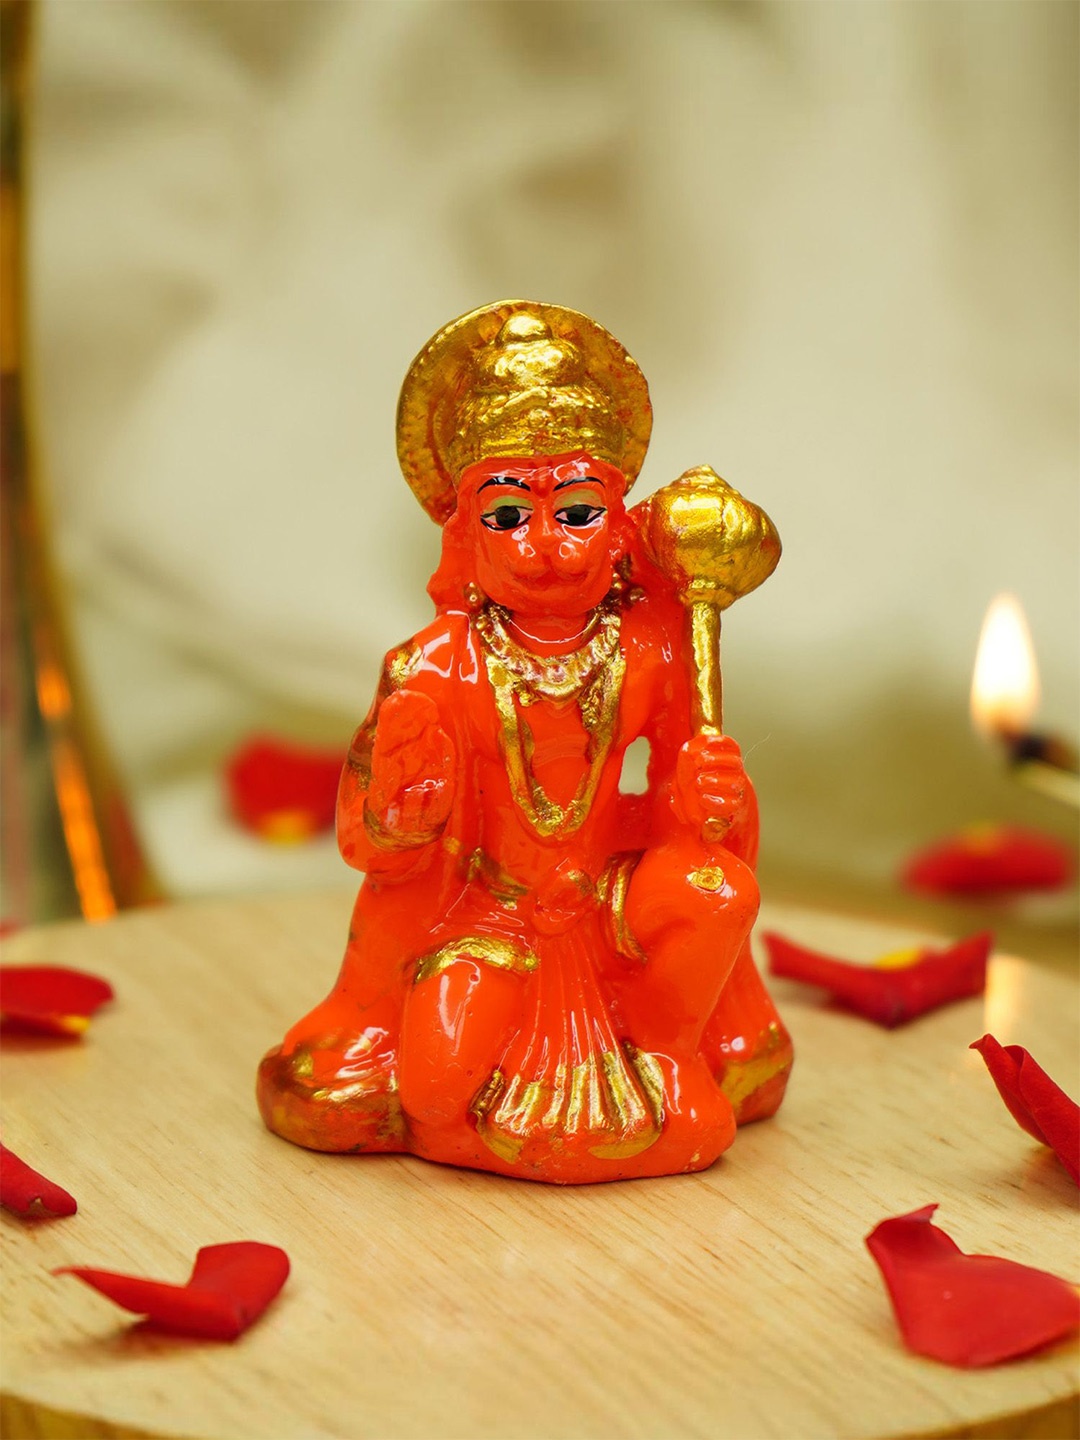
[464,453,625,618]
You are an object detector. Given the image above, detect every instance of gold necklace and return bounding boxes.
[475,601,625,838]
[476,603,615,705]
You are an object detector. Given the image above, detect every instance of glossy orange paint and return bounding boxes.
[257,453,791,1183]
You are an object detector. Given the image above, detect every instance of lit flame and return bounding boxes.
[970,593,1040,739]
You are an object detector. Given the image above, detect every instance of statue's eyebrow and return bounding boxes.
[554,476,605,491]
[478,476,531,493]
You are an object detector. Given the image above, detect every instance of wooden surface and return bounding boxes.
[1,890,1077,1440]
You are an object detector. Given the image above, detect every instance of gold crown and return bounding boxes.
[397,300,652,523]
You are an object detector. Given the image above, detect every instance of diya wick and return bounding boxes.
[970,593,1079,809]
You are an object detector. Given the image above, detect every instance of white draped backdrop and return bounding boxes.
[26,0,1079,898]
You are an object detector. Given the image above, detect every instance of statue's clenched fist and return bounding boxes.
[674,732,749,837]
[367,690,454,842]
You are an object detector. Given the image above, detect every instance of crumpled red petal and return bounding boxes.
[902,824,1073,897]
[762,930,991,1027]
[0,966,114,1037]
[866,1204,1080,1367]
[56,1242,290,1341]
[225,735,344,842]
[0,1144,77,1218]
[971,1034,1079,1185]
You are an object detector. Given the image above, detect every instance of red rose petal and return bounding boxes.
[0,966,114,1037]
[56,1242,290,1341]
[903,825,1073,897]
[225,736,344,842]
[762,930,991,1027]
[0,1144,77,1218]
[866,1204,1080,1367]
[971,1035,1080,1185]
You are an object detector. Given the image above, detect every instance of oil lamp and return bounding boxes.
[970,594,1079,808]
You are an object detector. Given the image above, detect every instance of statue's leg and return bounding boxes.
[602,839,759,1169]
[399,954,526,1127]
[256,893,407,1154]
[615,839,759,1052]
[701,940,794,1124]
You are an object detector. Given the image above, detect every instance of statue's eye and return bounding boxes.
[556,502,606,528]
[481,502,532,531]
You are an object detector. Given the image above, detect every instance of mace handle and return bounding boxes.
[688,600,724,736]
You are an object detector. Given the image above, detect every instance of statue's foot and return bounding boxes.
[713,1017,793,1125]
[256,1036,405,1154]
[403,1049,735,1184]
[629,1052,737,1177]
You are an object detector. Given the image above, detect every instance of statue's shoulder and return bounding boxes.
[382,610,479,694]
[618,585,684,667]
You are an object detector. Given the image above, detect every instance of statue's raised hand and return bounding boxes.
[674,733,749,839]
[367,690,454,843]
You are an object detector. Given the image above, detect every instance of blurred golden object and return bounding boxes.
[396,299,652,523]
[0,0,161,921]
[638,465,781,734]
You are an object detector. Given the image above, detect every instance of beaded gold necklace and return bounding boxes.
[474,601,625,839]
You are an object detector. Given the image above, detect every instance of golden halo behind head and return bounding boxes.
[396,300,652,524]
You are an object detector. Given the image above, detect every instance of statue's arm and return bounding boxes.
[337,644,455,877]
[636,609,759,867]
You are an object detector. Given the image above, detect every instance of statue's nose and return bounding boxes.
[532,504,559,544]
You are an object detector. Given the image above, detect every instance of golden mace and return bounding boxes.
[637,466,781,736]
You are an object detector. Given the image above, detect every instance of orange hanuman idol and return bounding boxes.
[257,300,792,1183]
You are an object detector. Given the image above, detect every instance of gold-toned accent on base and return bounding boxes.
[258,1044,406,1152]
[476,601,625,839]
[311,1074,400,1111]
[414,934,538,985]
[597,851,647,963]
[624,1044,667,1125]
[689,865,726,892]
[396,300,652,523]
[463,848,529,906]
[718,1021,791,1114]
[470,1043,663,1163]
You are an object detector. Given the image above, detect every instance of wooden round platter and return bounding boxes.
[1,891,1076,1439]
